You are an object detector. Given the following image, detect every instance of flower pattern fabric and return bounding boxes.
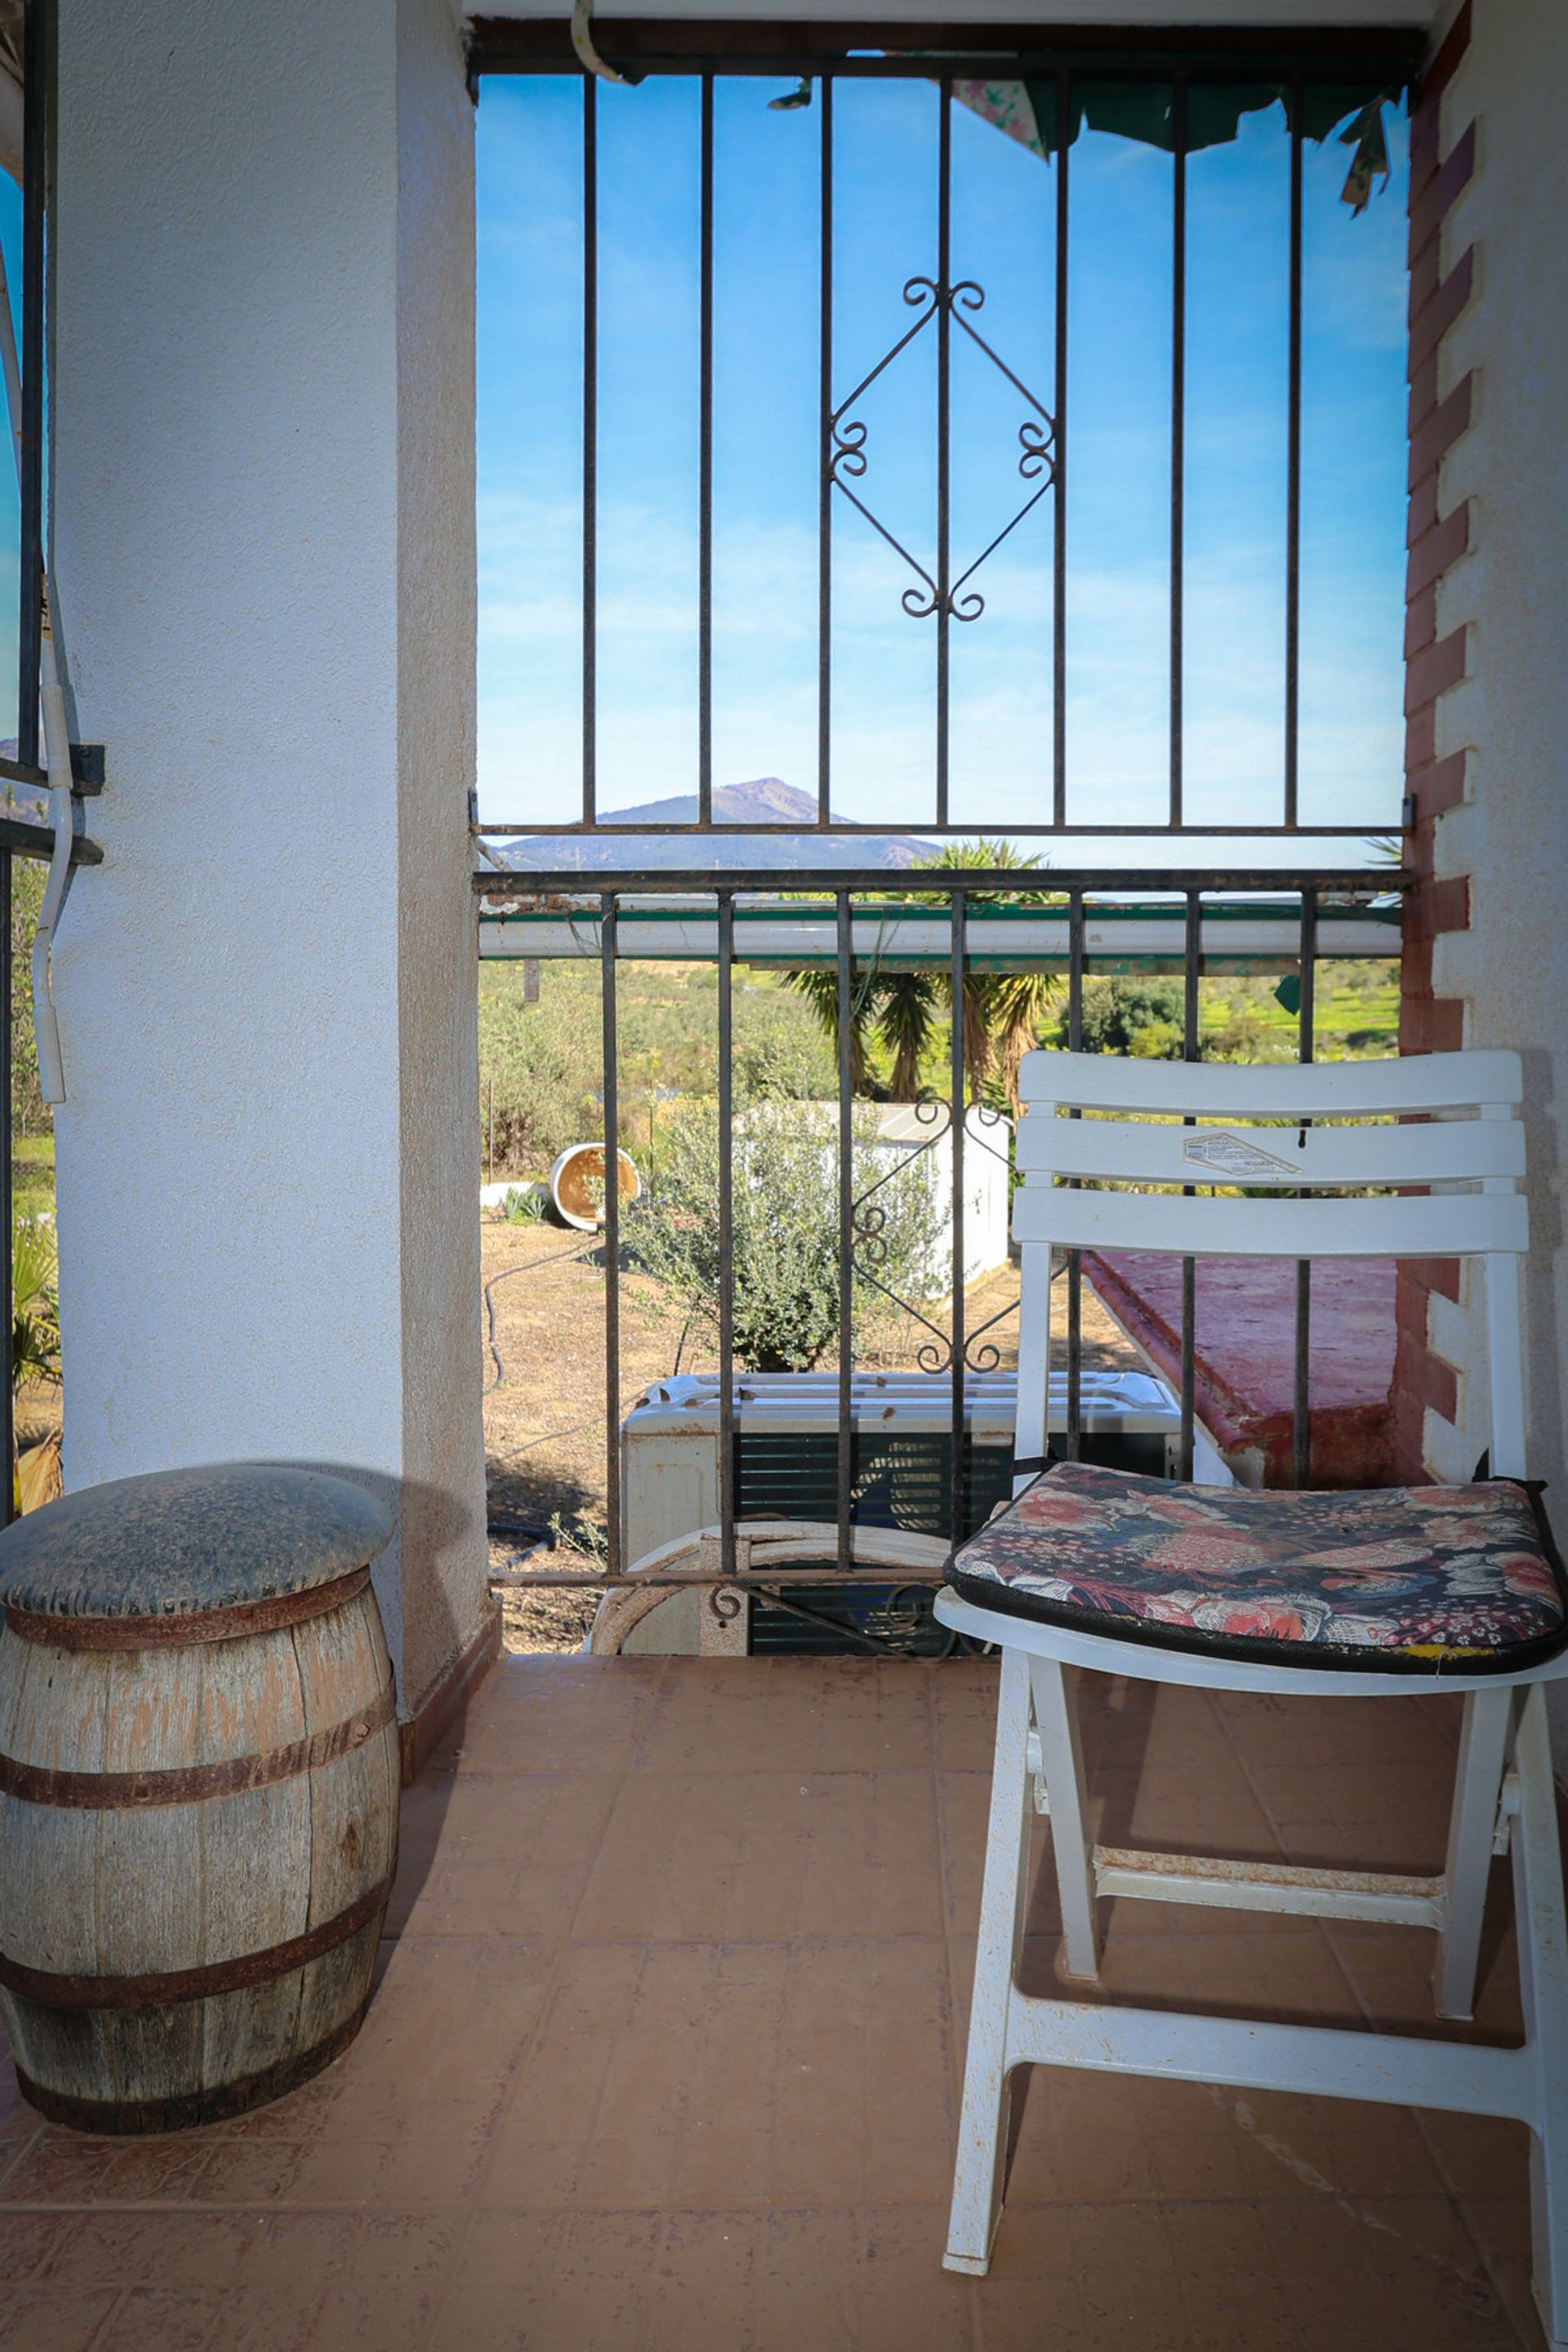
[948,1463,1566,1673]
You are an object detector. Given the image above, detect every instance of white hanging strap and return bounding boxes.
[570,0,638,87]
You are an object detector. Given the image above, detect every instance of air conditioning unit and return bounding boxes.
[610,1369,1229,1656]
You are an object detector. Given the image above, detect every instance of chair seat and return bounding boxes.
[947,1462,1568,1675]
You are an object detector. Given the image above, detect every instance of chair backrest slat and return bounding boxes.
[1016,1113,1524,1190]
[1017,1046,1521,1120]
[1010,1047,1531,1486]
[1012,1185,1527,1261]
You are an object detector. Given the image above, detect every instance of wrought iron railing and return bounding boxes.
[479,863,1401,1643]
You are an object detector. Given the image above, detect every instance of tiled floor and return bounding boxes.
[0,1655,1549,2351]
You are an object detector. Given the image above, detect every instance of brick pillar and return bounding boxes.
[1392,1,1477,1483]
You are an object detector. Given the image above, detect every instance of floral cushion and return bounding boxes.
[947,1463,1567,1674]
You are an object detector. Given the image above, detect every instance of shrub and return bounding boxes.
[1065,978,1186,1058]
[628,1097,938,1371]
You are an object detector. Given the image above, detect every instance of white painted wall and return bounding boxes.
[48,0,488,1719]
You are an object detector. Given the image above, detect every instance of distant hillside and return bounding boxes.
[493,777,934,871]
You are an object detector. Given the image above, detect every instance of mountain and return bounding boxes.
[491,778,935,871]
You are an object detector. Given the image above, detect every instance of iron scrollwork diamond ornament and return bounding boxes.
[829,277,1057,624]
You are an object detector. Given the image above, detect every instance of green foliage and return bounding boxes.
[547,1507,608,1563]
[502,1185,545,1223]
[1067,978,1186,1058]
[784,842,1065,1108]
[628,1097,936,1372]
[478,961,836,1178]
[8,851,44,1137]
[12,1214,59,1396]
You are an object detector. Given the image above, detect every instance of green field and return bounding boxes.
[12,1131,53,1222]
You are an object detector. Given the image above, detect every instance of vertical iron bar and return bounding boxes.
[817,77,833,826]
[1294,886,1317,1489]
[1284,70,1303,828]
[949,888,966,1543]
[8,0,45,1526]
[717,892,735,1578]
[935,78,951,827]
[1065,886,1084,1461]
[1169,74,1187,830]
[697,73,714,826]
[835,893,854,1575]
[581,77,598,825]
[600,894,621,1575]
[1051,66,1071,825]
[0,844,9,1528]
[1179,891,1200,1484]
[18,0,42,777]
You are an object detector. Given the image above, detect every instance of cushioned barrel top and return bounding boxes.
[947,1460,1568,1674]
[0,1463,393,1622]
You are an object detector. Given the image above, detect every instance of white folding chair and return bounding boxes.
[936,1048,1568,2346]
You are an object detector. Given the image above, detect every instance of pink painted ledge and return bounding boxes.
[1084,1252,1398,1489]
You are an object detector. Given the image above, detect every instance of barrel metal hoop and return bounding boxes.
[13,1993,374,2135]
[0,1863,396,2010]
[0,1679,396,1811]
[2,1566,372,1650]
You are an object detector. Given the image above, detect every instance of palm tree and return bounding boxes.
[784,841,1064,1111]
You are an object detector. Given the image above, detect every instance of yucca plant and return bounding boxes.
[12,1214,60,1396]
[784,841,1065,1111]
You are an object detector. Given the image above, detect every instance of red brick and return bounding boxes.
[1407,354,1440,436]
[1409,105,1441,207]
[1409,247,1474,376]
[1406,237,1441,325]
[1404,586,1437,662]
[1419,1352,1459,1421]
[1404,875,1470,942]
[1404,626,1466,716]
[1410,121,1476,263]
[1405,501,1469,599]
[1405,706,1437,773]
[1405,474,1439,548]
[1407,373,1472,489]
[1422,0,1473,110]
[1407,751,1468,819]
[1414,1258,1463,1305]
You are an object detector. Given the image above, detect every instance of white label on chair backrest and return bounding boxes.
[1181,1129,1298,1179]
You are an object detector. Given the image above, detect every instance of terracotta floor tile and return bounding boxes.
[631,1658,938,1775]
[431,1655,668,1775]
[0,1655,1547,2350]
[1328,1913,1526,2042]
[90,2286,224,2352]
[0,2285,121,2351]
[1275,2194,1523,2351]
[425,2210,666,2350]
[481,1937,956,2212]
[574,1768,942,1941]
[1455,2194,1548,2352]
[385,1769,621,1940]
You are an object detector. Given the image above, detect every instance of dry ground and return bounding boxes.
[481,1214,1140,1655]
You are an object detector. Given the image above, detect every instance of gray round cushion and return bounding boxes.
[0,1463,394,1622]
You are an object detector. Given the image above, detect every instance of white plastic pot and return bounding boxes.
[549,1142,641,1232]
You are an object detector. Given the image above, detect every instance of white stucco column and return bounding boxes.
[47,0,491,1740]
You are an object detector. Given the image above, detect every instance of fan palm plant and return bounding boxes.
[784,841,1064,1111]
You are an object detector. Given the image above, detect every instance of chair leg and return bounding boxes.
[1029,1656,1102,1984]
[1510,1686,1568,2348]
[1434,1686,1513,2021]
[945,1644,1036,2277]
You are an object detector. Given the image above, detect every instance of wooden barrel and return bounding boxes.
[0,1463,399,2134]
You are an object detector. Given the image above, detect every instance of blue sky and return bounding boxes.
[494,78,1406,853]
